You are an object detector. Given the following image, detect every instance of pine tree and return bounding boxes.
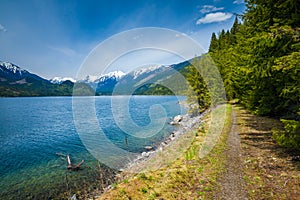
[186,62,210,114]
[230,16,240,44]
[209,32,218,52]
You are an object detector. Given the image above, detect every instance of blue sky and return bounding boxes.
[0,0,245,79]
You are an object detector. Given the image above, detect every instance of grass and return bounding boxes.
[98,104,233,200]
[97,104,300,199]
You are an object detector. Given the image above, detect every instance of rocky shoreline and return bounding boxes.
[121,109,209,172]
[89,110,209,199]
[87,106,210,199]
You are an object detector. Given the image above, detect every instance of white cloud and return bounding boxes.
[200,5,224,13]
[0,24,7,32]
[196,12,233,24]
[233,0,244,4]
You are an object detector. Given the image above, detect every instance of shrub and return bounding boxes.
[273,119,300,149]
[141,187,147,193]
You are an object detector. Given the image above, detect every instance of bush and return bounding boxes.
[141,187,147,193]
[273,119,300,149]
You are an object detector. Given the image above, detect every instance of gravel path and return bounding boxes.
[215,105,248,199]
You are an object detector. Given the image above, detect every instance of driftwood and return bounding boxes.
[67,155,85,171]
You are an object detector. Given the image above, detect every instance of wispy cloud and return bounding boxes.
[49,46,77,57]
[196,12,233,24]
[0,24,7,32]
[233,0,244,4]
[200,5,224,13]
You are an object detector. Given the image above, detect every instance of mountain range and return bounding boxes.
[0,59,192,97]
[0,61,93,97]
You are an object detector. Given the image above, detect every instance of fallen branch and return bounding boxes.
[67,155,85,171]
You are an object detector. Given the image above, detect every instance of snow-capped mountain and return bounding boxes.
[132,65,168,79]
[112,64,174,94]
[79,70,125,94]
[75,65,172,94]
[0,61,27,75]
[81,63,189,95]
[98,70,125,82]
[0,61,94,97]
[83,70,125,83]
[83,75,99,83]
[0,58,192,96]
[96,71,125,94]
[50,77,77,84]
[0,61,46,82]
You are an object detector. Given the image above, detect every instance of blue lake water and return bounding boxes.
[0,96,185,199]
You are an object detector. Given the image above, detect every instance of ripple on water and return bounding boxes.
[0,96,186,199]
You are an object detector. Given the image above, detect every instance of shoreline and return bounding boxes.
[123,111,207,171]
[93,109,209,199]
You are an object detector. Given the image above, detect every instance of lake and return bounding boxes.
[0,96,185,199]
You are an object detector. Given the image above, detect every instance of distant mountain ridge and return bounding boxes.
[80,70,126,95]
[81,62,190,95]
[0,61,47,82]
[0,61,93,97]
[0,58,193,97]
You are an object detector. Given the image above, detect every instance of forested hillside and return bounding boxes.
[189,0,299,149]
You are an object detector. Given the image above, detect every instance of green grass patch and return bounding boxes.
[99,104,233,200]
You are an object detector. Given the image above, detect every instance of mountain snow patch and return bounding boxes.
[50,77,77,84]
[83,70,125,83]
[0,61,26,75]
[132,65,166,79]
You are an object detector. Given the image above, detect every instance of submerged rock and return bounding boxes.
[144,146,153,151]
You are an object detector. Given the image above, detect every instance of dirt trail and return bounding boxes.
[236,105,300,199]
[215,105,248,199]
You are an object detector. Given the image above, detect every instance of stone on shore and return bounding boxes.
[170,115,183,125]
[174,115,183,123]
[141,152,150,157]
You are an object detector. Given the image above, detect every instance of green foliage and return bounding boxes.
[209,32,218,52]
[141,187,148,194]
[208,0,299,118]
[186,63,210,114]
[73,82,95,96]
[244,0,300,31]
[205,0,300,148]
[185,145,197,161]
[0,78,94,97]
[186,55,226,114]
[134,84,175,95]
[134,63,191,96]
[273,119,300,149]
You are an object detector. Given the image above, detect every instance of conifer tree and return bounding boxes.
[209,32,218,52]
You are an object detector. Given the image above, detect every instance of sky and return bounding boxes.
[0,0,245,79]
